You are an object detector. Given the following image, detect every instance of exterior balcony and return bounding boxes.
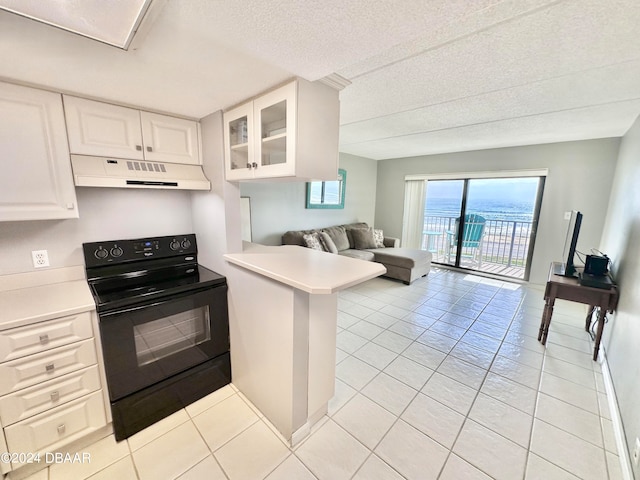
[422,215,534,280]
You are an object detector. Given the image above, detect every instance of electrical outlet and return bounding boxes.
[31,250,50,268]
[633,437,640,466]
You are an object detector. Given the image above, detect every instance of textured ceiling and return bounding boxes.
[1,0,639,160]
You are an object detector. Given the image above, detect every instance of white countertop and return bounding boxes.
[224,244,386,294]
[0,276,95,331]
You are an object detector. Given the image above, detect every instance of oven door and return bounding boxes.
[99,285,228,401]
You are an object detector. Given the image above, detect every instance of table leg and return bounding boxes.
[538,307,546,341]
[593,306,607,361]
[585,305,596,332]
[539,297,555,345]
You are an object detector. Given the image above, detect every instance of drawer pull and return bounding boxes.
[50,391,60,402]
[39,334,50,344]
[57,424,66,435]
[45,363,55,373]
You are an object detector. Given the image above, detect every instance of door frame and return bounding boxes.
[412,169,548,280]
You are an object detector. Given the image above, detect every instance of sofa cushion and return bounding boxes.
[319,232,338,254]
[367,248,432,270]
[344,222,369,230]
[351,228,378,250]
[322,225,350,251]
[338,249,375,261]
[283,229,315,246]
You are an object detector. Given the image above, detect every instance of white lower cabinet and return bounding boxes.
[0,311,107,474]
[0,340,98,396]
[0,366,101,426]
[5,391,106,467]
[0,311,93,363]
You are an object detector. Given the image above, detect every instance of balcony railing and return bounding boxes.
[422,215,534,278]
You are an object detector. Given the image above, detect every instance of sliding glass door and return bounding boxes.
[423,176,544,280]
[423,180,464,267]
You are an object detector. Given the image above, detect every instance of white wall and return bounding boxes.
[239,153,378,245]
[191,110,242,275]
[0,188,193,275]
[600,115,640,477]
[374,138,621,285]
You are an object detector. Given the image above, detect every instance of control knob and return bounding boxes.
[94,247,108,259]
[181,239,191,249]
[170,240,181,251]
[110,246,123,257]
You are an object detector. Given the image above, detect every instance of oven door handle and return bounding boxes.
[99,284,224,318]
[100,299,168,317]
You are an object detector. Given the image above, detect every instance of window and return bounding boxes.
[306,169,346,209]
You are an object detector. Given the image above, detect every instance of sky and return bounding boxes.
[425,178,539,202]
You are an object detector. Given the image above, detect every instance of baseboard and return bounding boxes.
[600,348,635,480]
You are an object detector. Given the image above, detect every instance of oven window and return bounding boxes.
[133,306,211,366]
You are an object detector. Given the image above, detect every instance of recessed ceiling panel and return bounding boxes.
[0,0,152,48]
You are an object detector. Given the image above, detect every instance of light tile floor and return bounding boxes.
[18,269,625,480]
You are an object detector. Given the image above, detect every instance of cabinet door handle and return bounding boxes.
[146,146,153,152]
[136,145,142,151]
[252,162,258,169]
[39,334,49,345]
[246,163,252,169]
[45,363,55,373]
[57,424,66,435]
[50,391,60,402]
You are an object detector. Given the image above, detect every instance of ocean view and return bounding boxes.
[425,197,535,223]
[423,178,539,224]
[420,179,540,277]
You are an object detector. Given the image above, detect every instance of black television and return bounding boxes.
[554,210,583,277]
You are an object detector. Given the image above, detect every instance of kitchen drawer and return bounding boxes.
[0,426,8,475]
[4,391,106,461]
[0,340,97,396]
[0,312,93,363]
[0,365,101,426]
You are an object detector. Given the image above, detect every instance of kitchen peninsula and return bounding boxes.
[224,244,385,445]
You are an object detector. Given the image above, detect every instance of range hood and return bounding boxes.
[71,155,210,191]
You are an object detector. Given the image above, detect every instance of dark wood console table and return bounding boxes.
[538,262,619,361]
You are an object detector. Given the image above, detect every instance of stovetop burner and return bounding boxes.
[83,233,225,313]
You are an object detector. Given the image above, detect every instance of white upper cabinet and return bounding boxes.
[64,96,201,165]
[0,82,78,221]
[140,111,200,164]
[63,96,144,160]
[224,79,339,181]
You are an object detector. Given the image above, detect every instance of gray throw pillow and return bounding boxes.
[351,228,377,249]
[322,226,350,251]
[319,232,338,254]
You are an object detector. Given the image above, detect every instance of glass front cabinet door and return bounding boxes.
[223,102,254,180]
[253,82,296,178]
[224,82,296,181]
